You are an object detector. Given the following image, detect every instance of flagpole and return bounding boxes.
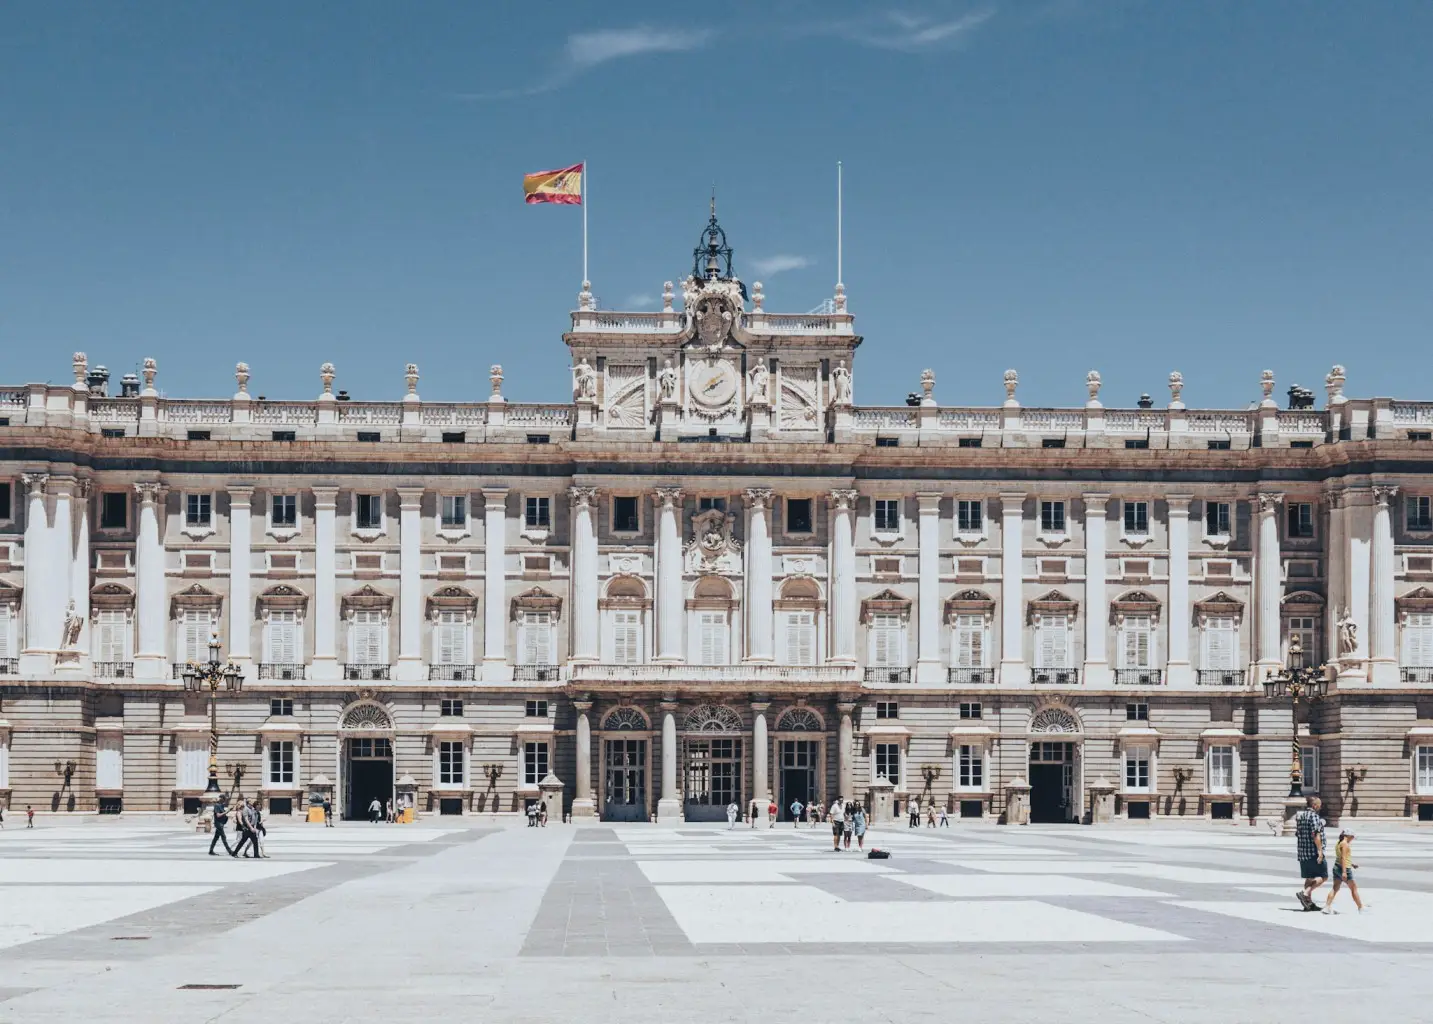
[836,160,843,288]
[582,159,589,286]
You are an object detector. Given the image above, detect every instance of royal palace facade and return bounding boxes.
[3,219,1433,826]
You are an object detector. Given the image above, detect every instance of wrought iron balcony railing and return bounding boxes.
[94,661,134,678]
[429,664,477,681]
[1114,669,1163,685]
[1030,667,1080,685]
[864,667,911,684]
[343,663,391,681]
[1197,669,1245,686]
[947,667,995,685]
[514,664,559,682]
[259,663,306,680]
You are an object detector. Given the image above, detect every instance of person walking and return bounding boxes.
[1293,795,1328,911]
[0,804,5,828]
[829,797,845,852]
[232,799,259,859]
[1323,830,1368,915]
[726,801,739,829]
[927,802,937,828]
[767,798,777,828]
[322,795,334,827]
[251,802,269,858]
[749,797,761,829]
[842,801,855,850]
[539,802,548,827]
[938,806,950,827]
[386,798,395,824]
[26,805,34,828]
[852,803,868,851]
[790,798,804,826]
[907,797,921,829]
[208,801,235,856]
[368,797,382,824]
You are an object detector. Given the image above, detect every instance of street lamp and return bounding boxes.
[1261,634,1330,798]
[181,630,243,814]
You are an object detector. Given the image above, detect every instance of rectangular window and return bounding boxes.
[93,609,131,664]
[697,611,728,665]
[1041,438,1066,449]
[440,699,464,717]
[525,700,549,718]
[101,427,125,438]
[959,702,982,720]
[1126,702,1149,722]
[1123,500,1149,536]
[874,498,901,533]
[875,743,901,784]
[101,492,129,530]
[953,613,985,668]
[524,496,550,529]
[1040,500,1066,534]
[1124,745,1151,792]
[271,493,297,528]
[268,741,295,785]
[1417,746,1433,795]
[868,613,903,666]
[1286,502,1315,539]
[0,481,11,521]
[698,497,727,512]
[612,496,639,532]
[96,736,123,790]
[355,493,382,530]
[1120,615,1153,669]
[784,610,816,666]
[1207,745,1235,794]
[521,610,553,665]
[875,436,899,448]
[1300,745,1319,793]
[875,701,899,720]
[264,609,299,665]
[786,498,812,533]
[348,609,385,665]
[1202,616,1236,671]
[434,610,469,666]
[1405,612,1433,668]
[178,610,212,664]
[1207,439,1231,450]
[612,609,642,664]
[524,742,550,786]
[958,745,984,789]
[1124,439,1149,450]
[1287,616,1317,667]
[958,437,982,449]
[1407,496,1432,532]
[956,499,983,534]
[185,493,212,528]
[1205,501,1231,537]
[440,495,467,529]
[438,741,465,786]
[1036,615,1070,668]
[270,698,294,717]
[271,430,296,442]
[356,431,381,443]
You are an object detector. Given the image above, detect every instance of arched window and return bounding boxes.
[683,704,743,733]
[601,575,649,665]
[688,577,736,665]
[775,706,824,732]
[777,578,822,666]
[602,706,649,731]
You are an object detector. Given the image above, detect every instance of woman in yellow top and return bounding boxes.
[1322,830,1368,914]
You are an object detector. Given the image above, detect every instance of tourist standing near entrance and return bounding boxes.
[725,801,738,828]
[749,797,760,828]
[322,796,334,827]
[790,798,803,826]
[829,797,845,851]
[842,801,855,850]
[1323,831,1368,914]
[852,804,867,851]
[26,806,34,828]
[208,800,234,856]
[1294,796,1328,910]
[907,797,921,828]
[767,798,777,828]
[368,797,382,824]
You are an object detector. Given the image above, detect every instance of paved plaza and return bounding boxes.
[2,819,1433,1022]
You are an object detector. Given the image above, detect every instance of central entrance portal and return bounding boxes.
[344,736,393,820]
[683,737,742,822]
[1029,741,1077,823]
[603,738,647,822]
[778,740,819,820]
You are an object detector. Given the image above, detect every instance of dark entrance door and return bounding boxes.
[779,740,819,820]
[603,739,647,821]
[344,737,393,820]
[683,737,742,822]
[1029,741,1075,823]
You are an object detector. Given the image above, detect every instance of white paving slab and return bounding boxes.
[934,859,1290,886]
[0,858,330,884]
[0,885,217,951]
[894,873,1174,898]
[637,859,901,883]
[1175,890,1433,942]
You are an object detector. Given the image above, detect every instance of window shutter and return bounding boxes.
[870,613,900,666]
[613,610,640,665]
[1121,615,1151,669]
[699,611,727,665]
[1204,617,1235,670]
[350,610,384,664]
[785,611,814,666]
[1406,613,1433,668]
[954,614,984,668]
[180,610,210,663]
[0,605,9,659]
[1038,616,1068,668]
[436,610,466,665]
[524,611,552,665]
[267,610,298,663]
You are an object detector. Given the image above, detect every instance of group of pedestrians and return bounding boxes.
[1293,795,1367,915]
[368,798,403,823]
[0,805,36,828]
[207,797,268,858]
[825,797,869,851]
[905,798,950,828]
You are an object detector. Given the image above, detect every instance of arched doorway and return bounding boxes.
[339,701,394,820]
[775,706,825,820]
[601,707,650,822]
[1028,706,1082,824]
[682,704,744,821]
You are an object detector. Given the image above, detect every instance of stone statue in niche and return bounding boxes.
[572,358,597,401]
[748,361,769,404]
[658,359,678,402]
[831,360,852,405]
[61,599,83,649]
[1337,608,1358,657]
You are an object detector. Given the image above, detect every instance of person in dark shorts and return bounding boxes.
[1293,795,1327,910]
[829,797,846,851]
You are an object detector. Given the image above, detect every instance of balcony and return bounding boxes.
[1114,669,1163,685]
[429,664,477,681]
[94,661,134,679]
[1402,667,1433,684]
[343,663,391,681]
[948,668,995,685]
[259,663,306,680]
[566,663,863,686]
[514,664,560,682]
[864,667,911,685]
[1197,669,1245,687]
[0,658,17,675]
[1030,668,1081,685]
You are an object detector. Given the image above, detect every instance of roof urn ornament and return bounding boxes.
[920,368,936,407]
[1085,370,1102,408]
[489,364,504,403]
[1003,369,1020,407]
[1260,369,1276,408]
[751,281,764,312]
[72,352,88,389]
[235,362,251,399]
[662,280,674,313]
[1168,371,1185,409]
[404,363,419,397]
[1326,364,1347,406]
[141,357,158,395]
[320,362,336,398]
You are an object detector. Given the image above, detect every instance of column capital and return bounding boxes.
[1325,489,1346,510]
[226,484,255,504]
[999,492,1025,515]
[482,487,508,509]
[1166,494,1193,514]
[750,700,771,713]
[397,486,425,508]
[1255,491,1284,515]
[916,492,942,513]
[569,485,600,508]
[827,488,858,511]
[74,478,93,500]
[133,481,167,504]
[574,699,593,713]
[21,472,49,496]
[1372,484,1399,507]
[659,697,678,711]
[653,486,684,509]
[743,487,774,510]
[47,475,79,498]
[837,701,857,715]
[1082,492,1110,512]
[312,485,340,508]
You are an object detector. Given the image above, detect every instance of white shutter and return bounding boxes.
[96,736,123,790]
[266,610,299,663]
[1203,617,1235,670]
[784,611,815,666]
[177,738,209,790]
[612,610,641,664]
[954,614,984,668]
[523,611,552,665]
[1405,613,1433,667]
[1037,616,1069,668]
[0,733,9,789]
[95,610,130,663]
[1418,747,1433,794]
[1121,615,1151,669]
[0,604,10,659]
[435,610,467,665]
[179,610,210,663]
[870,613,901,666]
[698,611,727,665]
[350,610,385,664]
[1208,746,1233,793]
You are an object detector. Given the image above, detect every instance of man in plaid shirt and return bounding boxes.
[1294,795,1328,910]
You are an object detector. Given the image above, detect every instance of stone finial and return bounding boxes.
[320,362,336,397]
[920,368,936,406]
[1085,370,1102,408]
[578,280,593,311]
[1326,364,1347,406]
[752,281,764,312]
[141,357,157,395]
[405,363,419,396]
[489,364,505,403]
[72,352,88,388]
[1168,370,1185,409]
[662,280,674,312]
[1003,369,1019,407]
[235,362,250,396]
[1260,369,1276,407]
[833,281,847,313]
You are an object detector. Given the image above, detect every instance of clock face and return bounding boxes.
[689,359,738,408]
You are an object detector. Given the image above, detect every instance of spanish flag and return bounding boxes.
[523,163,583,205]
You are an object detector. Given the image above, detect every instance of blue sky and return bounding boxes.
[1,2,1429,407]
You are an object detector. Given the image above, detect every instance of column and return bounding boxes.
[51,478,74,644]
[1165,496,1193,686]
[227,486,253,674]
[70,480,91,669]
[751,702,769,804]
[916,493,943,683]
[310,486,340,681]
[658,701,680,820]
[1369,485,1398,685]
[1326,491,1346,670]
[572,700,594,817]
[569,487,599,662]
[1083,493,1110,686]
[654,487,684,662]
[999,492,1026,684]
[744,488,774,662]
[1255,492,1284,676]
[482,488,509,681]
[1344,490,1372,679]
[19,473,52,675]
[395,487,424,681]
[828,490,858,664]
[132,482,168,682]
[838,701,855,801]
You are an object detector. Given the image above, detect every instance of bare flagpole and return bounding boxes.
[837,160,843,288]
[582,159,589,286]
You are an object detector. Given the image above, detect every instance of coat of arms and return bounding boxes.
[686,509,741,574]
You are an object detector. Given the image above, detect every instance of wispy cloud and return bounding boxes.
[624,293,656,308]
[459,26,714,99]
[750,254,811,278]
[833,9,996,52]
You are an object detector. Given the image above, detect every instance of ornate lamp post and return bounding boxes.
[181,631,243,817]
[1261,634,1330,799]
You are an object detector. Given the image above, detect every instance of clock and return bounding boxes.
[688,359,738,409]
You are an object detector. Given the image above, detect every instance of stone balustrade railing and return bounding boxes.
[567,663,863,686]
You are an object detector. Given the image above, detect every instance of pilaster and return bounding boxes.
[915,492,944,683]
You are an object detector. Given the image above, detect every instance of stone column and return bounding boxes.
[838,701,855,801]
[1255,492,1284,677]
[1165,496,1193,686]
[916,493,943,683]
[1326,491,1346,670]
[227,486,253,675]
[19,474,52,675]
[1369,485,1398,684]
[828,490,858,664]
[132,482,168,682]
[571,700,595,817]
[69,480,91,668]
[395,487,424,681]
[569,487,599,662]
[751,702,769,804]
[50,480,75,659]
[744,488,775,662]
[654,487,685,662]
[658,701,680,820]
[999,492,1026,684]
[1083,493,1111,686]
[310,486,340,681]
[1343,491,1372,679]
[482,488,509,681]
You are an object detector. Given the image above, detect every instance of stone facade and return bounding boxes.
[3,220,1433,824]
